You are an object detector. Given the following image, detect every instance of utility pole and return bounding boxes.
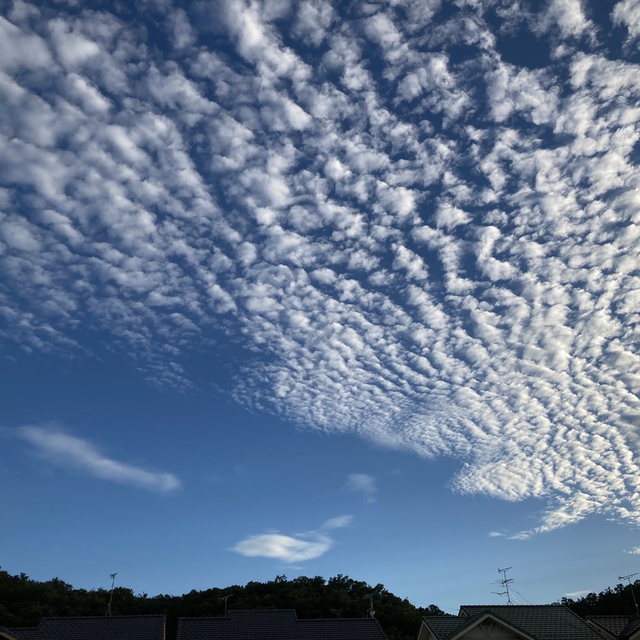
[365,595,375,619]
[219,594,233,617]
[619,574,639,617]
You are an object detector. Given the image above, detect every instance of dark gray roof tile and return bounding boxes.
[587,615,635,638]
[423,606,606,640]
[177,610,388,640]
[5,615,165,640]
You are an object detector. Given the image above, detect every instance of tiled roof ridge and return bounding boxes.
[298,617,381,621]
[460,605,568,609]
[177,617,233,620]
[40,614,165,619]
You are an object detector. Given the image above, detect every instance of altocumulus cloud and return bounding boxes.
[232,516,353,563]
[17,426,181,493]
[1,0,640,536]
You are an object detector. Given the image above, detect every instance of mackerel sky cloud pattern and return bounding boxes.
[1,0,640,537]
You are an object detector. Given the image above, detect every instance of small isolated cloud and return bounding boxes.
[323,514,353,529]
[17,426,181,493]
[344,473,377,503]
[488,531,504,538]
[564,590,592,599]
[231,516,352,563]
[231,533,332,562]
[626,547,640,555]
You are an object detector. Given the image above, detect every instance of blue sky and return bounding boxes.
[2,0,640,613]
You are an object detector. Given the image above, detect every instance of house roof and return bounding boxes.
[619,619,640,640]
[587,616,636,639]
[422,605,606,640]
[177,609,388,640]
[3,615,165,640]
[427,611,536,640]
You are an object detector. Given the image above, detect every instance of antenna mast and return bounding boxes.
[106,573,118,617]
[619,574,639,617]
[497,567,514,605]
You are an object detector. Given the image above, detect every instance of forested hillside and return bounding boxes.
[0,570,442,640]
[561,580,640,618]
[4,567,640,640]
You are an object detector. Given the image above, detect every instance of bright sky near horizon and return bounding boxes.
[2,0,640,613]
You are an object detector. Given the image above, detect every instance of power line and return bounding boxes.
[512,589,532,605]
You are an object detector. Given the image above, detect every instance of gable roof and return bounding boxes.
[4,615,165,640]
[421,611,538,640]
[460,606,605,640]
[422,605,605,640]
[177,610,388,640]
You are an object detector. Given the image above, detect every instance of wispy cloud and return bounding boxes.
[1,0,640,536]
[231,516,352,563]
[344,473,377,503]
[17,426,181,493]
[564,590,593,599]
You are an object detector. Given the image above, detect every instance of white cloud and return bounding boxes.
[232,533,332,562]
[323,515,354,529]
[48,18,101,69]
[344,474,377,503]
[292,0,334,46]
[542,0,593,38]
[17,426,181,493]
[612,0,640,39]
[564,589,593,598]
[231,516,352,562]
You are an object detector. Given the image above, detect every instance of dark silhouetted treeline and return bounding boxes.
[561,580,640,618]
[0,569,443,640]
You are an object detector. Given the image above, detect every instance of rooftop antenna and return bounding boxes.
[494,567,514,605]
[106,573,117,617]
[619,574,639,617]
[219,594,233,617]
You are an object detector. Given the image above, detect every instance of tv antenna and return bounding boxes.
[219,594,233,617]
[492,567,514,605]
[619,573,639,617]
[106,573,117,617]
